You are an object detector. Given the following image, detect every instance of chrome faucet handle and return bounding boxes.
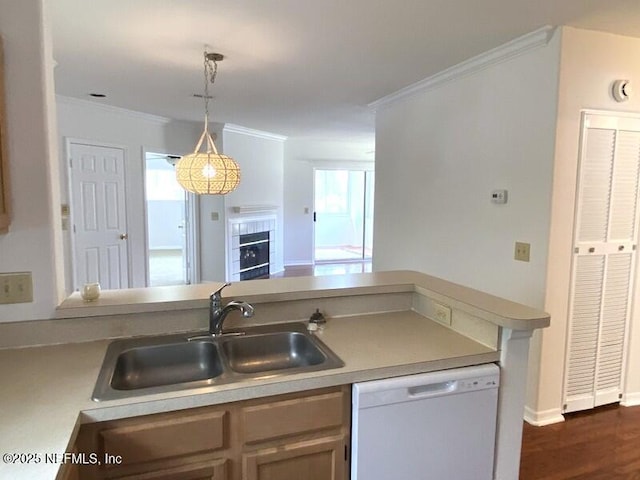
[211,282,232,304]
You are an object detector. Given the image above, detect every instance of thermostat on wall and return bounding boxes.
[491,189,508,204]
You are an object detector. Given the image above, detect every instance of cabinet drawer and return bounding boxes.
[241,390,345,443]
[100,410,227,467]
[112,459,227,480]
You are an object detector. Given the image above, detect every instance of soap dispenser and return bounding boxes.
[308,308,326,332]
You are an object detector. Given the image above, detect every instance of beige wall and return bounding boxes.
[528,27,640,424]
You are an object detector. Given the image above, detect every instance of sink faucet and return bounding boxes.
[209,283,254,336]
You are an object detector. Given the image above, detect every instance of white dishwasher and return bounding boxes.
[351,363,499,480]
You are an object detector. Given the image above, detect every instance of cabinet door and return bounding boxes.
[111,459,228,480]
[59,463,80,480]
[243,434,347,480]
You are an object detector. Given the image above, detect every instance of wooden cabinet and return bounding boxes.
[59,462,80,480]
[243,435,347,480]
[74,386,350,480]
[240,388,349,480]
[111,459,227,480]
[76,405,232,480]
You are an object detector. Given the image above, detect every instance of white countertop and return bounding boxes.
[0,311,498,480]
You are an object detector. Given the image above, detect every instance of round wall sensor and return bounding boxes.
[612,80,630,102]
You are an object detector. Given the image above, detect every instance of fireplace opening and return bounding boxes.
[239,231,270,280]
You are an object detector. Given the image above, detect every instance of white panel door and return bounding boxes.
[564,113,640,413]
[69,142,129,290]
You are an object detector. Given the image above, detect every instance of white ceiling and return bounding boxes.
[51,0,640,142]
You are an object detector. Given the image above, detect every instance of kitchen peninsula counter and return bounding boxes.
[0,271,549,479]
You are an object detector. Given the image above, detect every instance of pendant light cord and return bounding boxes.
[203,51,219,144]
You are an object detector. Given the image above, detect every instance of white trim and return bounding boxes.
[223,123,287,142]
[231,205,279,214]
[309,160,375,171]
[284,261,314,267]
[581,108,640,120]
[523,406,565,426]
[141,147,200,287]
[621,392,640,407]
[190,194,202,284]
[56,95,173,125]
[141,146,151,288]
[369,25,556,110]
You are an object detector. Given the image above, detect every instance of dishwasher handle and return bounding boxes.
[408,380,457,398]
[353,364,500,410]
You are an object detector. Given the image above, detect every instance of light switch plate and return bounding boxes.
[514,242,531,262]
[0,272,33,304]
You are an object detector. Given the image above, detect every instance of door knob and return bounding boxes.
[120,233,128,240]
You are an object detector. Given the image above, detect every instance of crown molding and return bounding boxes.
[223,123,287,142]
[56,95,173,125]
[369,25,556,110]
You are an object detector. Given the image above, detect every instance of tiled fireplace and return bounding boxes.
[226,213,276,282]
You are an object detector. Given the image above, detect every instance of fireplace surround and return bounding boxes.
[227,213,276,281]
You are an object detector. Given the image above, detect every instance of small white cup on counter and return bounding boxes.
[81,282,101,302]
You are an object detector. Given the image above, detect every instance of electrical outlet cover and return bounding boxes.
[433,301,452,326]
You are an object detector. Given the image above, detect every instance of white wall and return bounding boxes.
[56,97,201,290]
[194,122,226,282]
[283,137,374,265]
[373,30,561,310]
[0,0,64,322]
[222,126,286,275]
[529,27,640,423]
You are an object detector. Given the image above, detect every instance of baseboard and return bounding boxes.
[621,392,640,407]
[523,405,565,426]
[284,261,313,267]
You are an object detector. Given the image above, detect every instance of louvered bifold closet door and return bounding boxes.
[564,114,640,414]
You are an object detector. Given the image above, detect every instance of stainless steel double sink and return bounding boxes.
[92,322,344,401]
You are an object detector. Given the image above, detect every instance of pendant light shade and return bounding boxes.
[176,130,241,194]
[176,51,240,195]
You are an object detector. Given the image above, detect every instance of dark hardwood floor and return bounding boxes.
[520,404,640,479]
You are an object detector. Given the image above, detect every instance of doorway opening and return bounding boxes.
[144,152,196,286]
[313,169,374,265]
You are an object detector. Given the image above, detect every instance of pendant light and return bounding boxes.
[176,51,240,195]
